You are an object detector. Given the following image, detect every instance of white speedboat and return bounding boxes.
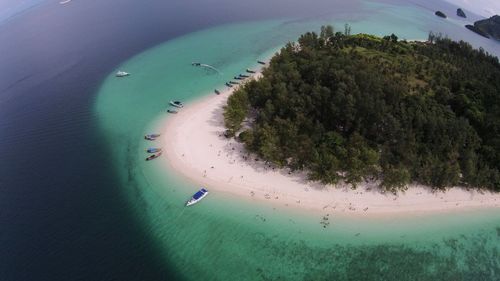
[170,100,184,108]
[116,71,130,77]
[186,188,209,206]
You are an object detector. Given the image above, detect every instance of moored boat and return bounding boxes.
[170,100,184,108]
[246,69,256,73]
[225,82,233,88]
[239,74,250,78]
[146,152,162,161]
[257,60,266,65]
[116,71,130,77]
[215,89,221,95]
[234,76,243,80]
[186,188,209,206]
[144,134,160,140]
[229,81,239,85]
[167,109,178,114]
[146,148,162,153]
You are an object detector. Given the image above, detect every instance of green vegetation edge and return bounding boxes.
[224,26,500,192]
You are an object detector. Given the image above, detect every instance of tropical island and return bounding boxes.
[160,27,500,215]
[466,15,500,39]
[224,26,500,193]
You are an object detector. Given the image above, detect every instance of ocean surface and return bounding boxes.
[2,0,500,280]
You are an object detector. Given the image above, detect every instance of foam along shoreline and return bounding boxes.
[158,70,500,217]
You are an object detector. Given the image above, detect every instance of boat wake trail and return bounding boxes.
[192,62,223,75]
[200,64,221,74]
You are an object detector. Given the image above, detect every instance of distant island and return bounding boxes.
[466,15,500,40]
[457,8,466,18]
[435,11,447,18]
[224,26,500,193]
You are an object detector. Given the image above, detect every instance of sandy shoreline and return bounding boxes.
[157,71,500,217]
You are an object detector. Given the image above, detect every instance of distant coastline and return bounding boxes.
[466,15,500,40]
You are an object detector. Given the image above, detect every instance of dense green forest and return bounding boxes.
[224,26,500,192]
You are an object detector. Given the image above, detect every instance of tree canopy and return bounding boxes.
[225,26,500,192]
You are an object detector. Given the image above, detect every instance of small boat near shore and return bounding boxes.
[246,69,256,73]
[225,82,233,88]
[257,60,266,65]
[146,148,162,153]
[186,188,209,206]
[116,71,130,77]
[239,74,250,78]
[144,134,160,140]
[215,89,221,95]
[167,109,178,114]
[146,152,162,161]
[229,81,239,85]
[170,100,184,108]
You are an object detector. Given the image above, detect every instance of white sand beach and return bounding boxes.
[158,73,500,216]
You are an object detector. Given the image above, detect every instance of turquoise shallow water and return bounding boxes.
[95,2,500,280]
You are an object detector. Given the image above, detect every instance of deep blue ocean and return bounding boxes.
[0,1,366,279]
[1,0,499,280]
[0,0,277,279]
